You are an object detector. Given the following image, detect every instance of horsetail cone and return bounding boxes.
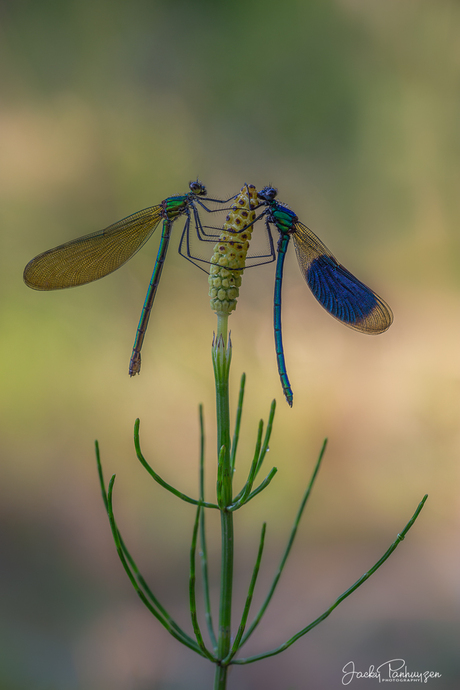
[208,184,258,315]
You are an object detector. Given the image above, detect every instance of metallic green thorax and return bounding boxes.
[270,205,298,235]
[162,194,190,220]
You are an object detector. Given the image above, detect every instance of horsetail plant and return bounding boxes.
[96,184,427,689]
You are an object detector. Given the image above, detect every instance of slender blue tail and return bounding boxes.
[274,235,293,406]
[129,220,172,376]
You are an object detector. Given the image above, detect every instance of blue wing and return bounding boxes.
[292,221,393,334]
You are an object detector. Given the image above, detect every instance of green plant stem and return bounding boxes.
[223,522,267,664]
[198,405,218,652]
[213,313,234,690]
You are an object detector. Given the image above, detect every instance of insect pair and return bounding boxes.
[24,181,393,405]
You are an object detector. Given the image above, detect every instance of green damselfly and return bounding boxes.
[24,181,232,375]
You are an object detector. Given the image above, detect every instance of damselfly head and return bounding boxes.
[258,186,277,202]
[189,180,207,196]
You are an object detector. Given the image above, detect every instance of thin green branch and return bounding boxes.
[230,373,246,471]
[95,440,109,513]
[231,399,277,510]
[198,405,217,651]
[234,467,278,509]
[232,494,428,664]
[255,400,276,476]
[241,438,327,644]
[189,504,216,662]
[118,526,196,646]
[134,418,218,509]
[231,419,264,508]
[105,474,204,656]
[223,523,267,665]
[97,447,198,648]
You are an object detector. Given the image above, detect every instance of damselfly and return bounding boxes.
[24,181,231,375]
[255,186,393,406]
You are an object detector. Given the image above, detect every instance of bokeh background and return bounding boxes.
[1,0,459,688]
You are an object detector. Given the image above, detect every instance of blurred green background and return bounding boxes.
[1,0,459,688]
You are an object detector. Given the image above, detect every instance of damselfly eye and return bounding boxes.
[189,181,207,196]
